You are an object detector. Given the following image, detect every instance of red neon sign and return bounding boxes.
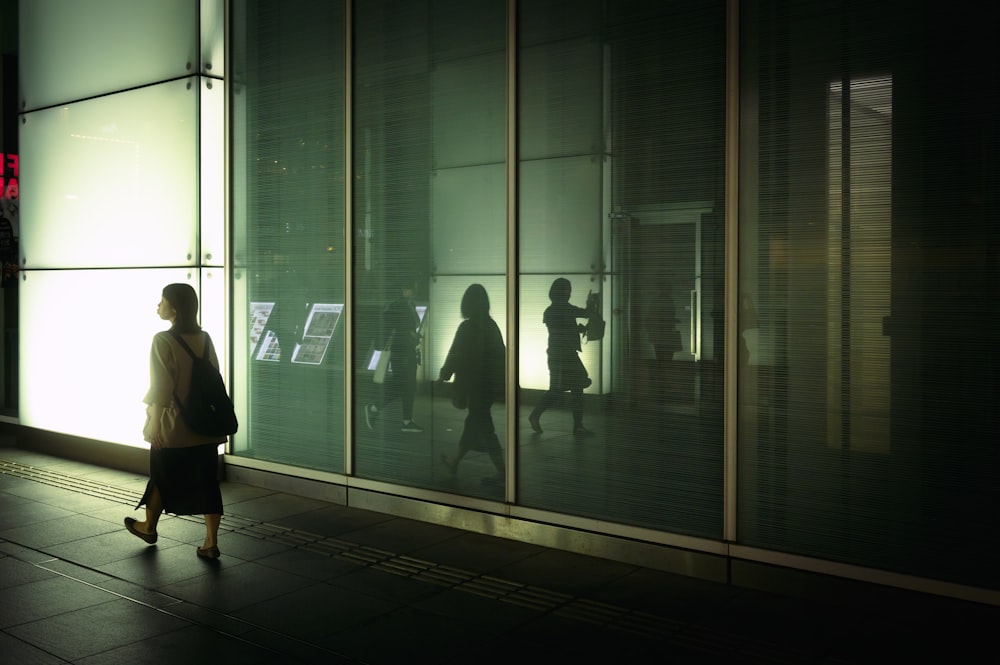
[1,153,18,200]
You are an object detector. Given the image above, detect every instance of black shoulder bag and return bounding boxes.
[170,331,239,437]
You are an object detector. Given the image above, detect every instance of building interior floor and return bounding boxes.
[1,444,997,664]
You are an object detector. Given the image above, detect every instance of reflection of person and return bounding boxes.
[528,277,593,437]
[125,283,225,559]
[365,279,423,432]
[439,284,506,482]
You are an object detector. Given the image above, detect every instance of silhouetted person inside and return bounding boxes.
[439,284,506,483]
[365,278,423,432]
[529,277,593,437]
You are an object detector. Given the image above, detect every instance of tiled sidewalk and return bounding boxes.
[1,447,996,664]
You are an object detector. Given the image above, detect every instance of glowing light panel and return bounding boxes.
[18,269,226,448]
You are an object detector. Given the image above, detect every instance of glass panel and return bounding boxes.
[431,163,505,274]
[518,0,726,537]
[18,268,204,447]
[739,0,1000,590]
[519,38,604,162]
[201,0,225,78]
[19,0,198,111]
[231,0,346,473]
[519,155,603,274]
[19,79,199,269]
[353,0,506,499]
[200,77,224,266]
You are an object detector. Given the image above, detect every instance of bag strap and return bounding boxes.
[169,329,211,360]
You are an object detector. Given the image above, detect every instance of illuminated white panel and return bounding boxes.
[519,38,603,162]
[199,268,228,380]
[426,276,507,384]
[431,163,505,274]
[201,0,226,78]
[519,274,600,393]
[432,54,505,169]
[519,155,602,273]
[200,78,225,266]
[18,269,227,448]
[19,0,199,111]
[19,79,198,269]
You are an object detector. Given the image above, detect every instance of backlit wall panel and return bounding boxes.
[518,155,603,274]
[19,79,200,269]
[430,163,505,274]
[18,269,210,447]
[19,0,200,111]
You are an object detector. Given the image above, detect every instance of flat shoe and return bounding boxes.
[197,545,221,559]
[124,517,157,544]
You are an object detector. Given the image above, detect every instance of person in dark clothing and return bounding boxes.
[126,283,226,559]
[365,279,424,432]
[439,284,506,482]
[528,277,593,437]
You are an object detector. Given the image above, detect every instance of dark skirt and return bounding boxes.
[547,351,591,392]
[137,443,223,515]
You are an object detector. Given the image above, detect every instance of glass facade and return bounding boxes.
[231,0,347,473]
[738,0,1000,589]
[11,0,999,596]
[516,1,725,536]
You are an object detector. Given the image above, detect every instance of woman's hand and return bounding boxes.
[146,405,166,449]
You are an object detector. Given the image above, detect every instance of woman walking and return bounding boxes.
[439,284,506,483]
[124,283,226,559]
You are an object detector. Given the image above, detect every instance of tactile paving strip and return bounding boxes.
[0,457,809,661]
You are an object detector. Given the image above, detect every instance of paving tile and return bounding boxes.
[213,530,294,562]
[73,624,278,665]
[224,492,331,522]
[233,581,396,642]
[96,541,224,589]
[255,547,361,582]
[329,565,443,604]
[413,585,542,630]
[219,481,276,505]
[0,498,75,531]
[586,566,742,621]
[493,548,637,596]
[37,558,115,585]
[270,503,395,537]
[0,513,121,548]
[237,626,357,664]
[0,575,116,628]
[44,528,185,568]
[320,604,495,663]
[0,554,59,589]
[156,560,316,614]
[338,516,460,554]
[410,530,546,573]
[5,597,191,661]
[0,629,68,664]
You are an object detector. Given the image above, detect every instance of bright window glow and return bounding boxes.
[19,79,199,269]
[19,0,198,111]
[200,78,225,266]
[19,269,220,448]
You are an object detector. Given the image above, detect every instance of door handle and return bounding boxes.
[690,289,698,358]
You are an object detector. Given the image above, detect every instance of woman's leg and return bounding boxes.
[203,513,221,549]
[134,483,163,535]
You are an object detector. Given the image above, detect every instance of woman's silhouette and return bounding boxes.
[439,284,506,482]
[528,277,593,436]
